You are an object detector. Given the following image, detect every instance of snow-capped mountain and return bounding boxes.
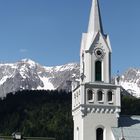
[120,68,140,98]
[0,59,140,98]
[0,59,79,98]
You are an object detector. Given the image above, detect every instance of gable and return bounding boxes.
[84,32,112,53]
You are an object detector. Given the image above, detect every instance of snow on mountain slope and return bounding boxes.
[0,59,80,98]
[121,81,140,97]
[37,76,54,90]
[0,59,140,98]
[120,68,140,98]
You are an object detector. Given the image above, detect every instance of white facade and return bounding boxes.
[72,0,121,140]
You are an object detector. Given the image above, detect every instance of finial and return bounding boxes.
[116,70,120,85]
[120,127,125,140]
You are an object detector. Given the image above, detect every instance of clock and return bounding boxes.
[94,48,104,59]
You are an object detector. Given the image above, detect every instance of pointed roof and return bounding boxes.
[87,0,103,34]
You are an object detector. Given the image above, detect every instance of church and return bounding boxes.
[72,0,140,140]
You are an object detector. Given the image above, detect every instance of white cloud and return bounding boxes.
[19,49,28,53]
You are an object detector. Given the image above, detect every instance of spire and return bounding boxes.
[87,0,103,34]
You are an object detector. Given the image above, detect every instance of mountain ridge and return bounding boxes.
[0,59,140,98]
[0,59,80,98]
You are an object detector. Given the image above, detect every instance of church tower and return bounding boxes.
[72,0,121,140]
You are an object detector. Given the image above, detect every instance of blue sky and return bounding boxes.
[0,0,140,75]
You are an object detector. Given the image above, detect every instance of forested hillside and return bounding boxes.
[0,90,73,140]
[0,90,140,140]
[121,95,140,115]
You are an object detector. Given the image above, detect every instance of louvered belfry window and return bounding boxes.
[95,61,102,81]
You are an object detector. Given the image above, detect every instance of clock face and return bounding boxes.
[94,48,104,59]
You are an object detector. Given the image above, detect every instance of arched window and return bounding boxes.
[95,61,102,81]
[87,89,94,101]
[97,90,103,102]
[77,127,79,140]
[108,91,113,102]
[96,128,103,140]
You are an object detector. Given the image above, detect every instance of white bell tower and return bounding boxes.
[72,0,121,140]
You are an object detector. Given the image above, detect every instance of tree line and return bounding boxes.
[0,90,139,140]
[0,90,73,140]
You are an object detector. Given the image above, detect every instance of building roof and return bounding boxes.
[112,116,140,140]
